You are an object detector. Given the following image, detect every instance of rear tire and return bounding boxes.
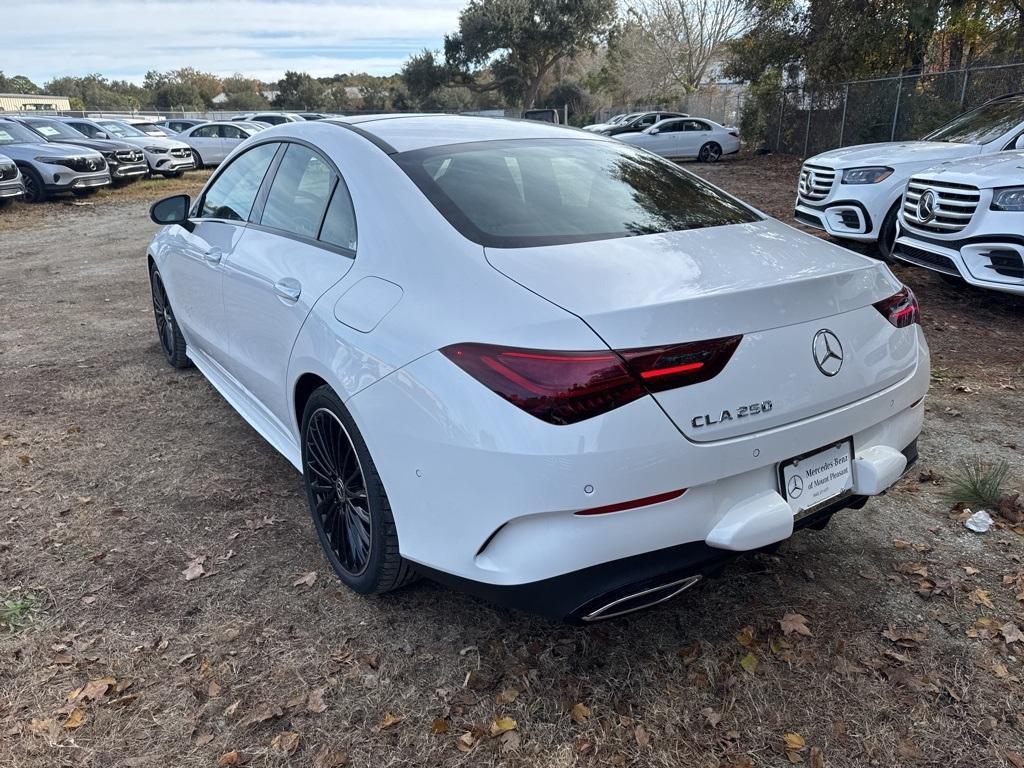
[301,386,417,595]
[149,266,190,369]
[698,142,722,162]
[20,166,46,203]
[191,151,204,168]
[877,204,900,260]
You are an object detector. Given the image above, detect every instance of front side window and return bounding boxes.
[260,144,334,238]
[922,97,1024,145]
[656,120,685,133]
[220,125,246,139]
[193,125,219,138]
[397,138,759,248]
[199,142,278,221]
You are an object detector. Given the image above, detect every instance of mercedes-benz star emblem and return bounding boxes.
[787,474,804,498]
[801,171,813,196]
[917,189,937,223]
[812,329,844,376]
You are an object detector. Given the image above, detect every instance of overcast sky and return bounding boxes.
[6,0,464,86]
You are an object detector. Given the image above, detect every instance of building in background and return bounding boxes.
[0,93,72,112]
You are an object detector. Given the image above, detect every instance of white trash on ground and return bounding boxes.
[964,509,994,533]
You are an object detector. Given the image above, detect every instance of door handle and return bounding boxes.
[202,248,224,264]
[274,278,302,303]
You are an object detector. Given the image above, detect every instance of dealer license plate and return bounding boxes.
[779,439,854,516]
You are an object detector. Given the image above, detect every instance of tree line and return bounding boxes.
[3,0,1021,127]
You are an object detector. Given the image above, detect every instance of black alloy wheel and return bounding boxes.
[304,407,373,577]
[150,268,189,368]
[698,142,722,162]
[20,167,45,203]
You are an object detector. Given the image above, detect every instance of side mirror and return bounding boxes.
[97,132,110,139]
[150,194,192,229]
[1015,134,1024,150]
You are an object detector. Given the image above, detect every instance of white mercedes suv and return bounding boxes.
[795,93,1024,256]
[146,115,929,621]
[894,150,1024,296]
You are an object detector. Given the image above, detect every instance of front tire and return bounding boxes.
[301,386,416,595]
[20,166,47,203]
[191,151,204,169]
[698,142,722,162]
[877,204,900,260]
[149,266,190,368]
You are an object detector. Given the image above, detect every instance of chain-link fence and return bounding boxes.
[757,62,1023,157]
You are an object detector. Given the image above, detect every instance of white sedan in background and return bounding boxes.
[146,115,926,622]
[178,122,257,167]
[617,117,740,162]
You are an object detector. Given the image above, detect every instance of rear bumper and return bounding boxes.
[420,441,916,622]
[894,233,1024,296]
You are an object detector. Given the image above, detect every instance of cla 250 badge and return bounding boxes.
[691,400,773,429]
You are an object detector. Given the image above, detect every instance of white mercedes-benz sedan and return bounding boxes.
[616,116,741,162]
[147,115,929,622]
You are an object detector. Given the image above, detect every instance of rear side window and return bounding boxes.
[199,142,278,221]
[260,144,333,238]
[319,181,358,251]
[193,125,218,138]
[396,138,759,248]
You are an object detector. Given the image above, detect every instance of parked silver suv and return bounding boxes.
[12,116,148,184]
[0,118,110,202]
[0,152,26,207]
[57,117,195,178]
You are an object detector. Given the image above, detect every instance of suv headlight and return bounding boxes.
[145,146,168,154]
[841,166,894,184]
[990,186,1024,211]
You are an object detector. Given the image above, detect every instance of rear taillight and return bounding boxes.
[441,335,742,425]
[873,286,920,328]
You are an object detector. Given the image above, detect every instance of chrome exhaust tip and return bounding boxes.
[581,574,702,622]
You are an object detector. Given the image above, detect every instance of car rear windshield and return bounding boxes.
[395,138,759,248]
[922,97,1023,145]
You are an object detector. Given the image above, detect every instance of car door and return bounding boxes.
[650,120,685,157]
[218,124,249,162]
[188,124,223,164]
[679,120,711,157]
[160,142,280,361]
[220,142,357,427]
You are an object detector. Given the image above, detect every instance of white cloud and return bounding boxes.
[5,1,464,85]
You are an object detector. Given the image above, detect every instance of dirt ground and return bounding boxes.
[1,155,1022,768]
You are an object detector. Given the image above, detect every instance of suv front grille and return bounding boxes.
[169,147,191,159]
[798,163,836,202]
[0,162,16,181]
[115,150,144,163]
[903,177,979,233]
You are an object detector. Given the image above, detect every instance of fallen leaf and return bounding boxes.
[701,707,721,727]
[740,652,758,674]
[81,676,116,702]
[307,687,328,713]
[313,746,348,768]
[784,732,806,751]
[634,724,650,748]
[431,718,449,734]
[780,613,812,637]
[271,731,300,755]
[678,641,701,665]
[498,729,521,752]
[489,716,517,737]
[736,625,756,647]
[208,681,222,698]
[378,712,403,730]
[28,718,53,735]
[1006,751,1024,768]
[293,571,317,587]
[809,746,825,768]
[969,588,994,608]
[881,627,926,647]
[571,702,591,724]
[496,687,519,705]
[217,751,250,766]
[63,709,86,729]
[1001,622,1023,644]
[182,556,206,581]
[456,731,479,753]
[241,704,283,727]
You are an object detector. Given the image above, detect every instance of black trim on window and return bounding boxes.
[323,119,398,155]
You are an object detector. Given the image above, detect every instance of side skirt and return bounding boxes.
[187,347,302,470]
